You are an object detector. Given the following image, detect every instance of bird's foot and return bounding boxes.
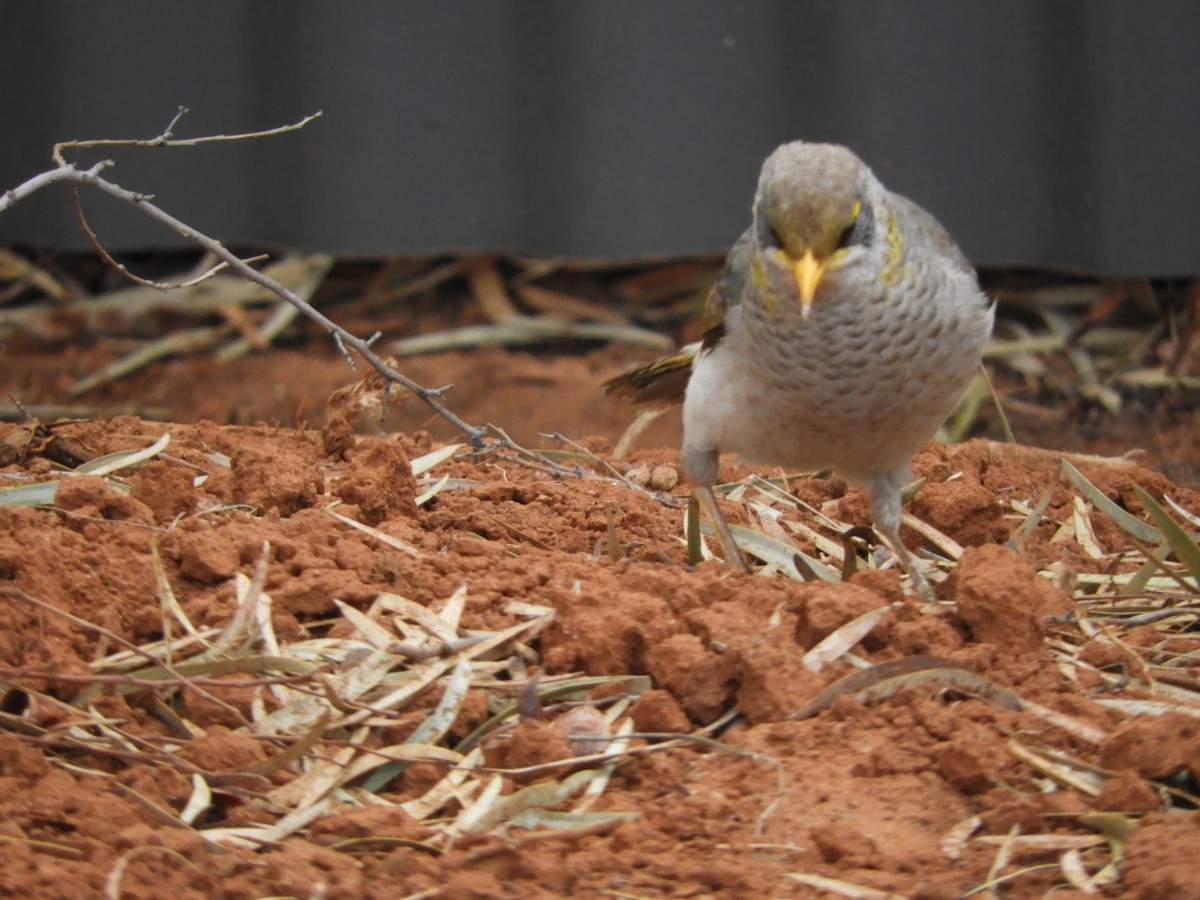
[695,486,751,574]
[906,561,936,603]
[877,526,936,601]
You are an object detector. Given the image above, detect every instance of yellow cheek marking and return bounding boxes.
[880,207,910,287]
[751,248,783,316]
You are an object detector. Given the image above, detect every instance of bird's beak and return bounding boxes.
[793,250,827,320]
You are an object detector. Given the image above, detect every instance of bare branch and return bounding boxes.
[80,164,484,439]
[3,173,486,442]
[3,112,489,442]
[69,184,266,290]
[0,160,111,216]
[52,109,324,165]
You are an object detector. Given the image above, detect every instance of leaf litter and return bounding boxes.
[0,399,1198,894]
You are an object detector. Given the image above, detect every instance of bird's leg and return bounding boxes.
[684,446,750,572]
[874,522,933,600]
[695,485,750,573]
[869,472,934,601]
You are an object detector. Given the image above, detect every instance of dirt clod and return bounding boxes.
[0,413,1197,898]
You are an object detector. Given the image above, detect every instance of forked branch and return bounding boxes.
[0,110,487,444]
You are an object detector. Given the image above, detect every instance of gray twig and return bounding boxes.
[0,112,487,443]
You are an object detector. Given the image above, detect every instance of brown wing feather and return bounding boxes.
[604,226,753,405]
[602,346,696,406]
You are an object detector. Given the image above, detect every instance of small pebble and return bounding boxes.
[625,463,652,486]
[649,464,679,491]
[553,706,612,757]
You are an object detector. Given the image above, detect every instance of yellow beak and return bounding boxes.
[793,250,826,320]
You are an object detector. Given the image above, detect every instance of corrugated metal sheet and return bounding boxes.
[2,1,1198,274]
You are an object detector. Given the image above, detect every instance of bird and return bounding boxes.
[605,141,995,593]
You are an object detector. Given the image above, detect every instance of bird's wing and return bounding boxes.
[603,226,753,405]
[698,226,753,352]
[601,343,697,405]
[888,193,975,278]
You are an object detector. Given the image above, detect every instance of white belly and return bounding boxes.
[682,289,991,482]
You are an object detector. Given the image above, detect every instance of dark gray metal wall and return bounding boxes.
[3,1,1198,274]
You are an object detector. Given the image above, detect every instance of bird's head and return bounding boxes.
[752,142,878,319]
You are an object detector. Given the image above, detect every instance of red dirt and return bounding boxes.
[1,340,1200,898]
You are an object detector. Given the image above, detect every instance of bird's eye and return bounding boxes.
[836,202,874,250]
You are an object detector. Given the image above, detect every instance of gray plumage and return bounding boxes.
[605,141,994,589]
